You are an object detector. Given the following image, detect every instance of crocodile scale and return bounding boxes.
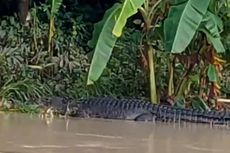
[39,96,230,124]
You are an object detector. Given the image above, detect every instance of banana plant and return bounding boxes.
[87,0,226,104]
[87,0,145,85]
[46,0,63,57]
[164,0,226,98]
[87,0,164,103]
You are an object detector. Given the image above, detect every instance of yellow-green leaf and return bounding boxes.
[112,0,145,37]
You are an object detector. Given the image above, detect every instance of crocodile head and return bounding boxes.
[38,96,70,116]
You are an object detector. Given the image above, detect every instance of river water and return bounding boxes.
[0,112,230,153]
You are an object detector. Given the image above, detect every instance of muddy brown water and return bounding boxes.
[0,113,230,153]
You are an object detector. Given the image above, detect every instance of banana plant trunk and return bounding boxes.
[147,45,157,104]
[168,55,174,96]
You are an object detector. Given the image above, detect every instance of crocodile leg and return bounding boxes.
[134,112,156,122]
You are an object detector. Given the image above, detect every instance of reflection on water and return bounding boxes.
[0,112,230,153]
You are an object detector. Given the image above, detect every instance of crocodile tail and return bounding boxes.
[153,104,230,124]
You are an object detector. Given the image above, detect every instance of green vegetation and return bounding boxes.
[0,0,229,113]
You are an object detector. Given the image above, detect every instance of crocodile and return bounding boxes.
[38,96,230,125]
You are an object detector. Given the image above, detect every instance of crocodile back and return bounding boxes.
[70,97,230,124]
[69,97,156,121]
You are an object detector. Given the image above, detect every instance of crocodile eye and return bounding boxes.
[39,97,51,106]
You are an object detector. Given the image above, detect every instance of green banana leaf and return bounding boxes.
[87,0,145,84]
[199,11,225,53]
[87,3,121,85]
[164,0,210,53]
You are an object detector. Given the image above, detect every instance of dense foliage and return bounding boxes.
[87,0,230,110]
[0,0,229,113]
[0,2,149,112]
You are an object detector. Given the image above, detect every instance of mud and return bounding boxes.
[0,112,229,153]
